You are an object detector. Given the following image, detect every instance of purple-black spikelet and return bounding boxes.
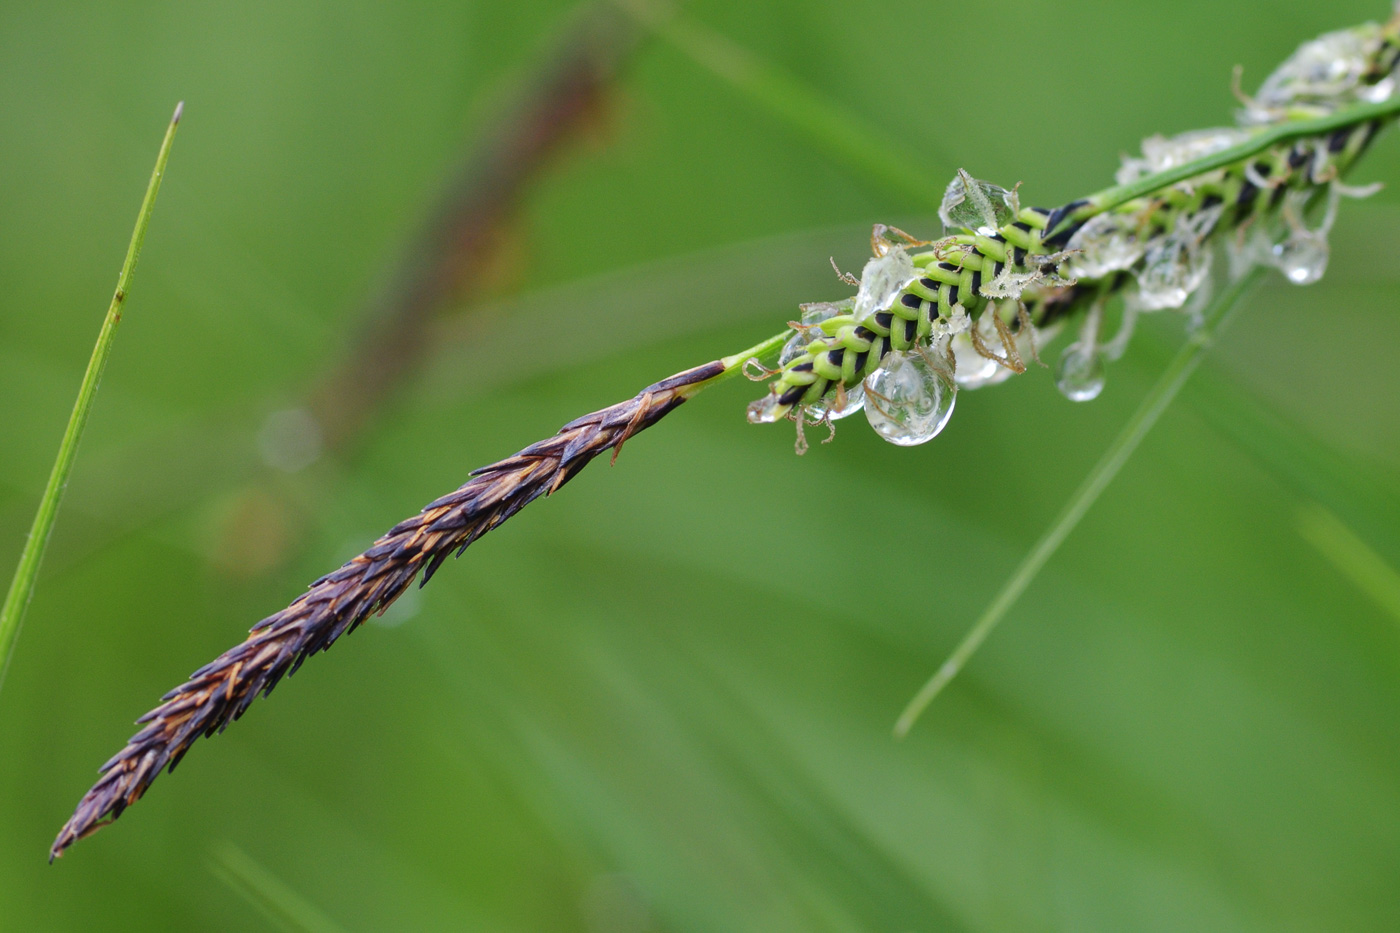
[50,360,723,860]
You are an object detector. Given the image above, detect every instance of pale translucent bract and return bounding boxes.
[746,393,784,424]
[1133,204,1224,310]
[780,299,851,366]
[1242,25,1388,123]
[852,249,916,325]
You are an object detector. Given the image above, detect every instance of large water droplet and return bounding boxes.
[863,349,957,446]
[747,394,784,424]
[1055,345,1106,402]
[1271,228,1329,284]
[852,249,915,325]
[1066,211,1148,278]
[940,170,1016,236]
[810,382,865,421]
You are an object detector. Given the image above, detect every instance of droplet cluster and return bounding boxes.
[747,16,1397,443]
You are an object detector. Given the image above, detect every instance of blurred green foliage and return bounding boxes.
[2,1,1399,930]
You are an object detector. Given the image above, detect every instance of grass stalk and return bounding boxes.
[210,842,347,933]
[1297,502,1400,627]
[1052,97,1400,236]
[52,52,1400,852]
[0,102,182,696]
[894,266,1266,738]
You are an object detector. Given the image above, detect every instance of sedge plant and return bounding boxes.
[43,12,1400,859]
[0,104,182,696]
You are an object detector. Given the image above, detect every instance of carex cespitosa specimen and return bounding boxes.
[52,10,1400,859]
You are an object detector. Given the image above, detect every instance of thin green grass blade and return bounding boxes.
[1297,502,1400,627]
[895,267,1267,738]
[615,0,943,210]
[1188,366,1400,557]
[0,102,182,695]
[209,842,347,933]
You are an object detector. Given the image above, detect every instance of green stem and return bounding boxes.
[0,102,182,696]
[1052,97,1400,237]
[210,842,347,933]
[717,328,791,377]
[894,266,1266,738]
[1296,502,1400,628]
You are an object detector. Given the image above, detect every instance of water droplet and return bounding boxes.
[1359,74,1395,103]
[1271,227,1329,284]
[810,382,865,421]
[863,349,957,446]
[950,332,1001,388]
[1066,211,1148,278]
[940,170,1016,236]
[1055,345,1106,402]
[747,394,785,424]
[852,249,915,325]
[1133,205,1222,310]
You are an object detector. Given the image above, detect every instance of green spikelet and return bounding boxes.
[747,14,1400,441]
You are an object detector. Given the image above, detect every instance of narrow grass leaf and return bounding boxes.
[1187,366,1400,559]
[1297,501,1400,628]
[210,841,347,933]
[895,267,1266,738]
[0,102,182,696]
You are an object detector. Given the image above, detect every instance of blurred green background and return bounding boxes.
[3,1,1400,929]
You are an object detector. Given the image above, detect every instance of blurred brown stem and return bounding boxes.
[306,4,645,453]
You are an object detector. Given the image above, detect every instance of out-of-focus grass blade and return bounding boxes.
[895,267,1266,738]
[1297,502,1400,627]
[210,842,347,933]
[1187,363,1400,559]
[0,102,182,696]
[613,0,943,210]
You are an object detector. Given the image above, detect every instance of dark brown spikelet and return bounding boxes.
[50,360,725,861]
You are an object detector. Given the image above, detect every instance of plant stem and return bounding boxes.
[894,266,1266,738]
[1050,97,1400,237]
[1296,502,1400,628]
[0,102,182,696]
[210,842,347,933]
